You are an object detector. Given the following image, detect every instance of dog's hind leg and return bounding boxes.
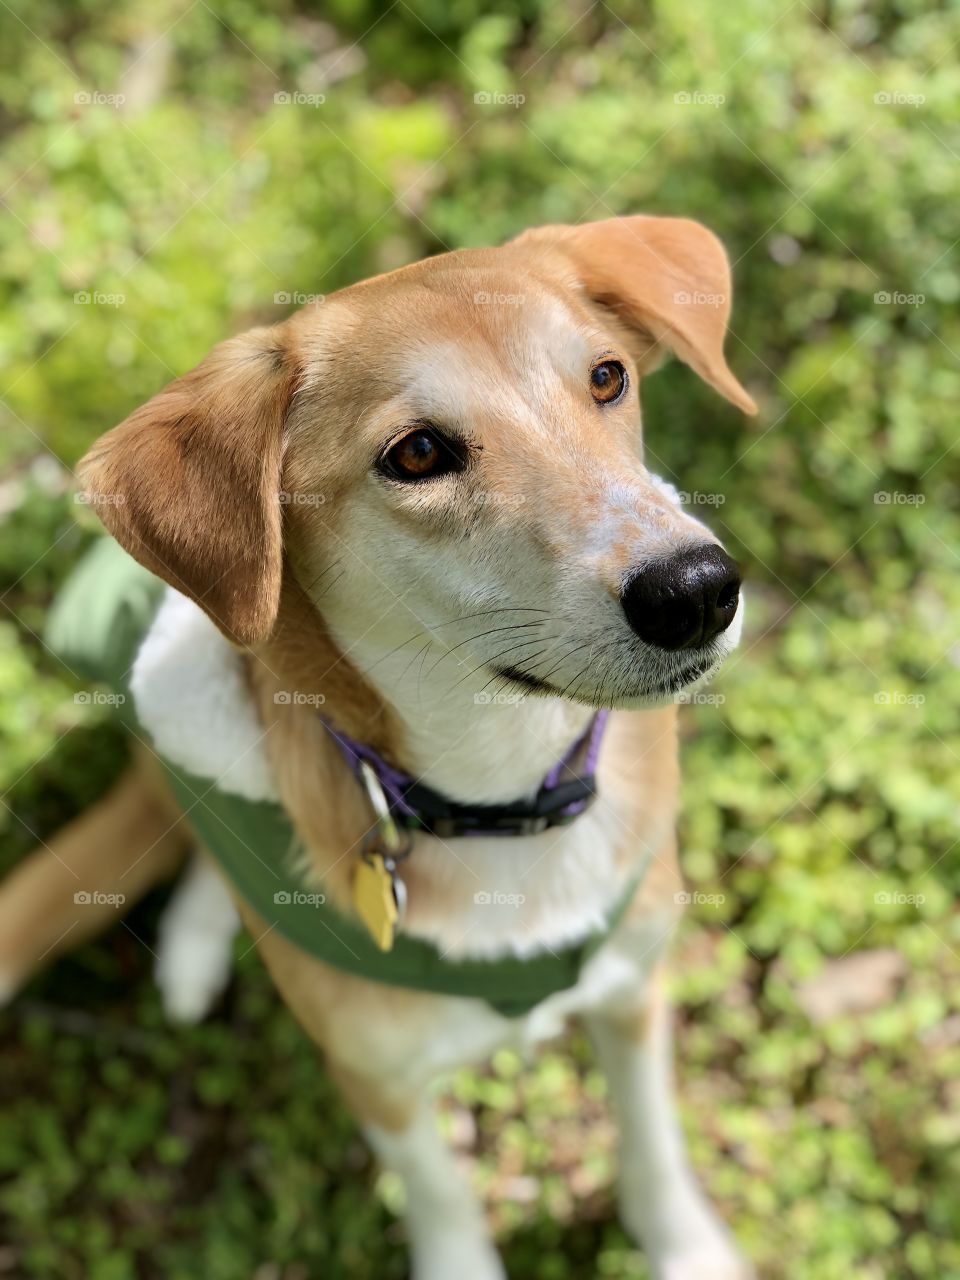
[0,749,190,1003]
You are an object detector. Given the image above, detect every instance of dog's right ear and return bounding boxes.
[77,325,300,647]
[513,215,756,415]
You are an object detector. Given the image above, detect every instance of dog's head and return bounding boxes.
[79,215,756,710]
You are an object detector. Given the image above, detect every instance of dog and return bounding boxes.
[0,214,757,1279]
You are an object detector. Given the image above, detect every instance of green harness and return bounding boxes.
[47,538,641,1017]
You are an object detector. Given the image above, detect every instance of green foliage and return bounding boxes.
[1,1,958,1277]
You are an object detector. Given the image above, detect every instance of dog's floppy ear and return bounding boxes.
[514,215,756,415]
[77,325,299,646]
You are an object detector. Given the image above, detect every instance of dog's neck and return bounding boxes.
[341,633,595,805]
[261,581,594,807]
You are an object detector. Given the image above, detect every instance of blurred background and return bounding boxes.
[1,2,958,1277]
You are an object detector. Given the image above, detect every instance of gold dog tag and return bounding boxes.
[353,852,401,952]
[352,760,411,951]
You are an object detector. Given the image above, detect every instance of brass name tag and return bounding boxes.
[353,852,401,952]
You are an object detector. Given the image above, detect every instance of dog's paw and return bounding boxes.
[155,927,234,1023]
[411,1234,506,1280]
[155,854,239,1023]
[621,1187,752,1280]
[655,1244,754,1280]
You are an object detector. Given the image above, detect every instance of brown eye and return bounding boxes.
[381,427,465,481]
[590,359,627,404]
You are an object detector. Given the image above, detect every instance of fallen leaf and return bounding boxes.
[795,948,907,1023]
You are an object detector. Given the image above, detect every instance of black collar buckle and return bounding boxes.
[406,778,598,841]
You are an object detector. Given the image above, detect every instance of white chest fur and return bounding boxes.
[400,797,636,960]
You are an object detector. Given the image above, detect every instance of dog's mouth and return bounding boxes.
[494,664,559,695]
[642,658,713,697]
[492,657,714,705]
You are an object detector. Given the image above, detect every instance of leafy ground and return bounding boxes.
[1,2,959,1277]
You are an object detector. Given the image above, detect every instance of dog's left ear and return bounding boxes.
[77,325,299,646]
[513,215,757,414]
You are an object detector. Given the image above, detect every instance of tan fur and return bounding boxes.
[243,579,409,912]
[0,750,188,993]
[234,894,430,1131]
[605,967,669,1045]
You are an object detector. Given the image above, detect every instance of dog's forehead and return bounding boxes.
[398,289,594,415]
[304,251,605,423]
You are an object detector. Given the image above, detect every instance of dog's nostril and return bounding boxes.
[716,580,739,612]
[621,545,741,651]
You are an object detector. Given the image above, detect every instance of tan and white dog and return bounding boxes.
[0,215,757,1279]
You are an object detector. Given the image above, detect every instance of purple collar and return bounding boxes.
[321,711,609,840]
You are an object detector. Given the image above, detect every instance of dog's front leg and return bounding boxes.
[586,974,752,1280]
[347,1078,505,1280]
[243,914,505,1279]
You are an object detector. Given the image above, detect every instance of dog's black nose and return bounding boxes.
[621,545,741,650]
